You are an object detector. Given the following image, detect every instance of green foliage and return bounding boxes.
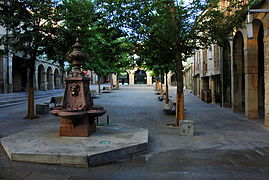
[96,0,263,94]
[45,0,136,76]
[44,0,97,67]
[0,0,62,60]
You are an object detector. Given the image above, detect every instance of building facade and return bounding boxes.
[191,0,269,127]
[0,27,64,93]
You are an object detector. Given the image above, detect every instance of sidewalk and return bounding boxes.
[0,85,269,179]
[0,89,64,108]
[0,83,111,108]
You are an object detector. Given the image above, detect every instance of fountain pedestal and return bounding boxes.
[58,111,95,137]
[52,40,106,137]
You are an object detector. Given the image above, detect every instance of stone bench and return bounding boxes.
[36,103,49,114]
[90,90,98,98]
[163,99,176,115]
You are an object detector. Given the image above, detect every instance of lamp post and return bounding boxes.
[246,9,269,39]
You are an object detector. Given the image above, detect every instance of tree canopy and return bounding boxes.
[0,0,264,121]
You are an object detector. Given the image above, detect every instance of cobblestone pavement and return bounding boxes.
[1,85,269,179]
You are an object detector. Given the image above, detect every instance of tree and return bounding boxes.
[44,0,97,67]
[97,0,261,126]
[53,0,134,92]
[83,15,135,90]
[0,0,62,119]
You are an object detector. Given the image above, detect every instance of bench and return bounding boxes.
[155,90,161,95]
[36,103,49,114]
[163,99,176,115]
[90,90,100,98]
[44,96,63,108]
[157,92,166,101]
[101,87,112,93]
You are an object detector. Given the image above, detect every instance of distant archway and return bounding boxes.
[54,68,61,89]
[38,64,46,90]
[171,74,176,86]
[12,56,28,92]
[47,67,53,90]
[134,69,147,84]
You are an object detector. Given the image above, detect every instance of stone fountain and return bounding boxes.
[51,40,106,136]
[0,41,148,167]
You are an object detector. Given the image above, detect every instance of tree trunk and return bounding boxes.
[116,74,119,89]
[116,80,119,89]
[168,0,184,126]
[175,54,184,126]
[165,72,169,104]
[160,81,163,95]
[98,76,101,93]
[27,59,36,119]
[110,74,113,90]
[155,79,158,91]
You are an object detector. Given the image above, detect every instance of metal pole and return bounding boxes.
[6,29,9,93]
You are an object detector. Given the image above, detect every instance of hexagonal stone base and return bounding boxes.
[1,123,148,167]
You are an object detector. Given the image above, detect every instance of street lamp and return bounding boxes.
[246,9,269,39]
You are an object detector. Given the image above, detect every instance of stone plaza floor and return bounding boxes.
[1,85,269,179]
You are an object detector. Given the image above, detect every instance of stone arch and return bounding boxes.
[54,68,61,89]
[38,64,46,90]
[134,69,147,84]
[222,40,231,107]
[232,31,245,113]
[47,66,53,90]
[171,74,176,86]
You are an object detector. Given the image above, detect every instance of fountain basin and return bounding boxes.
[87,109,106,116]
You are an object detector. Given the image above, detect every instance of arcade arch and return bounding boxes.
[232,31,245,113]
[134,69,147,84]
[222,40,231,107]
[38,64,46,90]
[54,68,61,89]
[47,66,53,90]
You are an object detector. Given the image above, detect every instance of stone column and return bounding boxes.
[231,38,244,113]
[51,73,55,90]
[196,76,201,97]
[146,72,152,85]
[112,73,117,85]
[265,24,269,127]
[210,76,216,103]
[244,48,259,119]
[34,64,39,91]
[200,77,206,100]
[167,72,172,86]
[44,70,48,91]
[129,72,135,85]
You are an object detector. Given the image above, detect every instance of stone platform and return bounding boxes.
[1,123,148,167]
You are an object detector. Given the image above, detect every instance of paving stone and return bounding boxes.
[1,86,269,179]
[0,168,31,180]
[24,172,70,180]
